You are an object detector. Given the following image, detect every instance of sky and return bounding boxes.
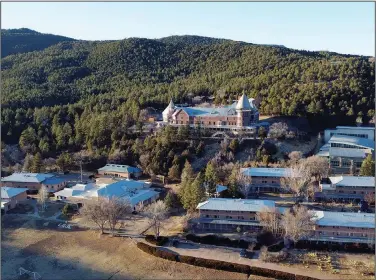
[2,2,374,56]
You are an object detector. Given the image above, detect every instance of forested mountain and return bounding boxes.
[1,31,375,160]
[1,28,75,57]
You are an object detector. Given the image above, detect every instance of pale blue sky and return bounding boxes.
[2,2,374,56]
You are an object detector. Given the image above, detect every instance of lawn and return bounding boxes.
[6,203,34,214]
[2,216,254,280]
[37,202,64,218]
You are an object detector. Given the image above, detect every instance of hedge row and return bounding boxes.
[145,235,169,246]
[295,240,374,253]
[137,242,320,280]
[137,242,179,261]
[185,234,249,248]
[180,255,250,274]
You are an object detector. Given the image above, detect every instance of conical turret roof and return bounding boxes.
[168,99,175,108]
[162,99,175,115]
[236,94,252,110]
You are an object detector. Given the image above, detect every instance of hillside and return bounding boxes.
[1,28,76,57]
[1,32,375,155]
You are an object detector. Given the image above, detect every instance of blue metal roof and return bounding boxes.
[43,177,66,185]
[1,187,28,198]
[242,167,294,178]
[98,164,142,174]
[313,211,374,228]
[329,135,374,150]
[96,180,147,198]
[197,198,275,212]
[329,176,375,187]
[1,173,55,183]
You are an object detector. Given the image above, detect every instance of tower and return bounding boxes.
[162,100,175,123]
[236,94,253,127]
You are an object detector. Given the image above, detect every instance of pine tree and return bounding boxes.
[360,155,375,176]
[258,126,267,139]
[31,152,43,173]
[179,160,194,207]
[190,172,206,209]
[23,154,33,172]
[204,162,218,197]
[229,139,239,153]
[228,164,241,198]
[164,191,175,209]
[168,163,181,181]
[56,152,72,172]
[19,127,37,153]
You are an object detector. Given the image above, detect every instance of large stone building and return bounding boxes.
[1,173,67,194]
[195,198,375,244]
[162,94,260,134]
[315,176,375,202]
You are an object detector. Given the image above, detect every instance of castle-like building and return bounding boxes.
[162,94,259,133]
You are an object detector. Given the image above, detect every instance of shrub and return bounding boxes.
[268,241,284,252]
[256,231,276,246]
[62,204,75,216]
[145,235,169,246]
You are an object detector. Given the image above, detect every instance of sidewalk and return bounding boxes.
[164,241,343,280]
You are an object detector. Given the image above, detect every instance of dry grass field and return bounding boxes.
[1,215,272,280]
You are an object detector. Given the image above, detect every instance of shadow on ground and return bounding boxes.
[1,243,132,280]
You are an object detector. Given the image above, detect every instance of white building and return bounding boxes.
[54,179,159,210]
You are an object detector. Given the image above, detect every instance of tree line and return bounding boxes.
[2,35,374,148]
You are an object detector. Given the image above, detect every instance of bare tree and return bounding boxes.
[143,200,168,240]
[256,207,282,237]
[105,198,132,235]
[237,170,252,198]
[268,122,289,139]
[43,157,58,172]
[80,198,108,234]
[220,138,230,152]
[281,163,311,200]
[139,109,149,123]
[281,205,317,247]
[365,192,375,205]
[303,156,329,182]
[12,163,23,173]
[288,151,302,165]
[37,186,49,212]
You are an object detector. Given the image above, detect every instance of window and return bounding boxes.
[331,161,340,167]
